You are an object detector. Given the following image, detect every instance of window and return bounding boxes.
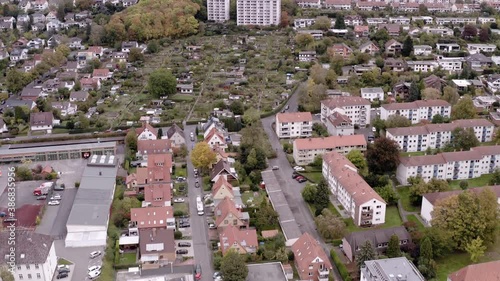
[17,266,21,270]
[26,265,30,270]
[28,274,32,279]
[35,264,39,269]
[19,274,23,280]
[36,273,41,279]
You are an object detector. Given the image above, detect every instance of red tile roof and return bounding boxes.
[219,226,258,255]
[212,177,234,197]
[131,206,173,229]
[92,68,110,78]
[276,112,313,123]
[136,123,158,137]
[322,96,371,109]
[143,183,172,207]
[204,127,226,144]
[294,135,366,151]
[448,260,500,281]
[292,232,333,275]
[137,139,172,155]
[214,197,244,227]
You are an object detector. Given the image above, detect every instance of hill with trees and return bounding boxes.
[105,0,200,42]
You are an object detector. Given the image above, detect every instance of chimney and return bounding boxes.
[99,171,102,176]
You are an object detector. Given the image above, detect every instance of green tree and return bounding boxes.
[465,237,487,262]
[313,178,330,215]
[157,128,163,139]
[442,86,460,105]
[312,123,329,137]
[128,48,144,62]
[422,227,454,258]
[375,184,399,205]
[459,180,469,190]
[386,234,402,258]
[147,40,160,53]
[311,155,323,168]
[346,150,368,176]
[489,168,500,185]
[418,237,437,279]
[334,14,346,29]
[294,33,314,48]
[409,177,450,206]
[313,16,331,31]
[310,63,327,84]
[479,27,491,42]
[444,128,479,152]
[356,240,376,270]
[407,81,421,102]
[366,137,400,175]
[302,184,317,203]
[385,115,411,128]
[0,268,14,281]
[242,108,260,125]
[298,79,327,113]
[314,209,346,240]
[229,100,245,115]
[125,129,138,153]
[431,114,448,124]
[15,166,33,181]
[401,36,413,57]
[148,68,177,98]
[220,250,249,281]
[6,69,31,93]
[255,199,279,230]
[451,95,477,120]
[190,142,217,171]
[421,88,441,100]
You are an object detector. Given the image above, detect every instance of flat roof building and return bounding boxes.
[361,257,425,281]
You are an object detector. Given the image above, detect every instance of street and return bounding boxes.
[183,123,214,281]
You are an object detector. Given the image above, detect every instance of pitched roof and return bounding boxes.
[385,38,402,48]
[92,68,110,77]
[344,226,411,255]
[166,123,184,138]
[30,112,53,126]
[205,127,226,143]
[400,145,500,167]
[137,139,172,155]
[137,122,158,137]
[276,112,313,123]
[0,231,54,265]
[387,118,493,136]
[294,135,366,151]
[321,96,371,109]
[139,228,175,255]
[143,183,172,207]
[212,176,234,197]
[323,152,385,205]
[219,225,258,254]
[382,99,450,111]
[292,233,333,273]
[214,197,244,226]
[326,112,352,126]
[131,206,174,228]
[210,160,236,181]
[423,185,500,206]
[448,260,500,281]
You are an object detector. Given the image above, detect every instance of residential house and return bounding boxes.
[467,44,497,54]
[379,24,401,36]
[436,43,461,53]
[130,206,175,229]
[396,145,500,185]
[380,100,451,124]
[292,232,332,281]
[486,74,500,93]
[219,226,258,255]
[413,45,433,56]
[328,43,352,59]
[68,37,84,50]
[92,69,112,80]
[448,260,500,281]
[423,27,454,36]
[385,39,402,56]
[205,127,227,150]
[473,95,496,111]
[10,48,28,62]
[176,83,194,94]
[361,257,425,281]
[79,78,101,91]
[452,79,483,92]
[275,112,313,139]
[20,87,43,101]
[423,74,446,90]
[386,119,495,152]
[293,135,367,165]
[436,56,464,72]
[298,51,317,62]
[366,18,387,25]
[214,197,249,228]
[0,119,7,133]
[51,102,77,116]
[358,41,379,55]
[354,25,369,37]
[137,123,158,140]
[32,0,48,10]
[324,112,354,136]
[296,0,320,8]
[435,17,476,25]
[138,228,175,268]
[31,13,45,24]
[392,82,411,100]
[388,16,410,25]
[69,91,89,102]
[142,183,172,207]
[212,177,235,201]
[121,41,139,53]
[0,49,9,60]
[420,186,500,224]
[321,96,371,127]
[323,152,386,226]
[136,139,172,161]
[345,15,363,26]
[30,112,53,133]
[211,159,238,182]
[165,124,185,148]
[2,98,36,110]
[411,16,433,24]
[19,0,32,12]
[293,18,316,28]
[466,53,493,72]
[342,227,411,262]
[406,61,439,72]
[357,2,388,11]
[384,58,406,72]
[323,0,351,10]
[46,19,62,31]
[360,87,384,102]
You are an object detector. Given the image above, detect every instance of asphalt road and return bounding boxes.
[261,89,343,281]
[183,123,214,281]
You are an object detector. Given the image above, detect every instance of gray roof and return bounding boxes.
[3,98,34,109]
[66,155,118,227]
[361,87,384,94]
[344,226,411,255]
[166,123,184,139]
[0,141,116,157]
[363,257,425,281]
[0,231,53,265]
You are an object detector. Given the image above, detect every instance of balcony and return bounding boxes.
[361,209,373,219]
[318,268,329,281]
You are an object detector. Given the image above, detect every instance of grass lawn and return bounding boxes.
[116,252,137,265]
[300,172,323,183]
[174,166,187,178]
[449,173,494,190]
[308,202,342,218]
[406,214,425,231]
[53,128,69,134]
[345,206,403,232]
[171,94,195,102]
[400,151,426,157]
[57,258,73,265]
[241,190,265,207]
[174,202,189,214]
[435,252,471,281]
[396,186,419,212]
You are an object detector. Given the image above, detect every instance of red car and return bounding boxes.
[195,264,201,280]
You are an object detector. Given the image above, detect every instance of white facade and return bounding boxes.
[294,18,316,28]
[236,0,280,26]
[275,112,313,139]
[435,17,476,25]
[413,45,432,56]
[436,56,463,72]
[207,0,230,22]
[321,97,371,127]
[138,128,157,140]
[406,61,438,72]
[380,100,451,124]
[420,195,434,224]
[292,135,366,165]
[360,87,384,102]
[436,43,460,53]
[386,119,495,152]
[396,145,500,185]
[14,243,57,281]
[468,44,497,54]
[323,152,386,226]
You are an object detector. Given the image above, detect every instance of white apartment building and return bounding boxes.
[275,112,313,139]
[293,135,367,165]
[467,44,497,54]
[388,16,410,24]
[207,0,230,22]
[386,119,495,152]
[360,87,384,102]
[436,56,463,72]
[293,18,315,28]
[361,257,425,281]
[413,45,433,56]
[423,27,454,36]
[321,96,371,127]
[396,145,500,185]
[323,152,386,226]
[436,43,460,53]
[406,61,439,72]
[0,232,57,281]
[236,0,280,26]
[380,100,451,124]
[478,17,496,24]
[366,18,387,25]
[435,17,476,25]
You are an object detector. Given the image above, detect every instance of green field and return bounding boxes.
[449,173,494,190]
[397,186,419,212]
[406,214,425,231]
[345,206,403,232]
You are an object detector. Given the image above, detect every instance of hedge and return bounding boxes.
[260,80,302,119]
[330,249,351,281]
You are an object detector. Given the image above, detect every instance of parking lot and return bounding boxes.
[0,180,48,227]
[54,240,105,281]
[175,239,194,257]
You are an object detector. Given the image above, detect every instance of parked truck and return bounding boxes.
[33,182,52,196]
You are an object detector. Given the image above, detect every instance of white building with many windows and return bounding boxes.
[396,145,500,185]
[275,112,313,139]
[321,96,371,127]
[406,61,439,72]
[380,100,451,124]
[467,44,497,54]
[207,0,230,22]
[386,119,495,152]
[236,0,280,26]
[323,152,386,226]
[293,135,366,165]
[0,232,57,281]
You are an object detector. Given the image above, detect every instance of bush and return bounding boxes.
[174,231,183,239]
[75,181,80,188]
[330,249,351,281]
[174,210,186,217]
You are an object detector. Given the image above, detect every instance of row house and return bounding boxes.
[435,17,476,25]
[275,112,313,139]
[478,17,496,24]
[130,206,175,230]
[392,2,419,13]
[298,51,316,62]
[380,99,451,124]
[423,26,453,36]
[452,79,484,92]
[293,18,315,29]
[411,16,433,24]
[296,0,320,8]
[467,44,497,55]
[406,60,438,72]
[323,0,352,10]
[321,96,371,127]
[436,43,460,53]
[292,135,367,165]
[323,152,387,226]
[137,228,176,269]
[436,56,464,72]
[357,1,388,11]
[345,15,363,26]
[388,16,410,25]
[424,3,451,12]
[386,119,495,152]
[453,3,480,13]
[413,45,432,56]
[366,18,387,25]
[396,145,500,185]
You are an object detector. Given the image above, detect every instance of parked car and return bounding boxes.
[176,249,188,255]
[88,270,101,279]
[50,194,61,200]
[297,178,307,183]
[48,200,60,206]
[179,223,190,228]
[58,267,70,273]
[88,265,101,272]
[56,272,68,279]
[195,264,202,280]
[178,242,191,247]
[176,177,186,182]
[36,195,47,200]
[57,265,69,270]
[89,251,101,259]
[272,166,279,170]
[208,223,216,229]
[173,198,185,203]
[53,184,65,191]
[293,166,305,172]
[195,182,200,188]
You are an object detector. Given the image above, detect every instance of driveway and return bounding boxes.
[182,123,214,281]
[36,187,77,237]
[54,240,104,281]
